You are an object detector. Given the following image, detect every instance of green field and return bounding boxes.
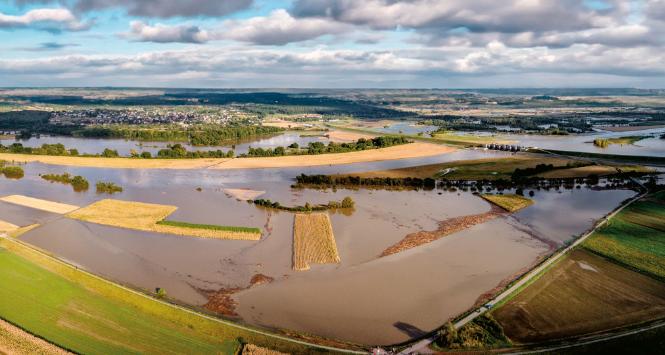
[0,238,328,354]
[435,156,574,180]
[583,190,665,279]
[156,220,261,234]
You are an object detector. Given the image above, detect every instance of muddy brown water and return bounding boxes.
[0,151,636,345]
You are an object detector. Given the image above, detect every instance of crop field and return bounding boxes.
[0,195,79,214]
[293,213,340,271]
[583,191,665,278]
[0,318,71,355]
[481,194,534,212]
[68,199,261,240]
[492,249,665,344]
[0,237,317,354]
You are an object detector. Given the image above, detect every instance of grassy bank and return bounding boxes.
[583,190,665,279]
[0,238,323,354]
[156,220,261,235]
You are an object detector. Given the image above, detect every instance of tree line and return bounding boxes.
[294,174,436,189]
[249,196,354,212]
[241,136,411,157]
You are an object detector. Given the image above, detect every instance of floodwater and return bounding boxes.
[500,127,665,157]
[0,131,331,156]
[0,151,637,345]
[374,122,439,135]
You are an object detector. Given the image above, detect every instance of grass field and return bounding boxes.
[68,199,262,240]
[492,249,665,344]
[0,237,321,354]
[339,156,575,180]
[430,132,513,146]
[536,164,653,179]
[293,213,340,271]
[543,149,665,165]
[0,195,79,214]
[583,190,665,279]
[481,194,534,212]
[0,244,233,354]
[156,220,261,234]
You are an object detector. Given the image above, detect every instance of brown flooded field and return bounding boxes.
[0,155,637,345]
[493,249,665,344]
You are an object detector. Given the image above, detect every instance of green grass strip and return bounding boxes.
[156,220,261,234]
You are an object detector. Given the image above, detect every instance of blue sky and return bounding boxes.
[1,0,664,88]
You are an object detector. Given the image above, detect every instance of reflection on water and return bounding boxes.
[501,127,665,157]
[0,157,637,345]
[0,132,331,156]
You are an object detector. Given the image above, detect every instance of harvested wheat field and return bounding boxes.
[223,188,266,201]
[212,142,455,170]
[0,153,224,169]
[1,143,452,170]
[0,318,70,355]
[481,194,534,212]
[0,220,19,234]
[293,213,340,271]
[493,249,665,344]
[68,199,261,240]
[0,195,79,214]
[241,343,289,355]
[326,130,375,142]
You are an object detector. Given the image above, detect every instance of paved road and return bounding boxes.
[398,190,646,355]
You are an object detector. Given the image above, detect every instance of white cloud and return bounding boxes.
[0,8,89,31]
[124,21,209,43]
[218,9,351,45]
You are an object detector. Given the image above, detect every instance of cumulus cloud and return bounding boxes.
[124,21,209,43]
[291,0,607,32]
[120,9,351,45]
[0,8,89,31]
[14,0,253,18]
[2,43,665,86]
[218,9,351,45]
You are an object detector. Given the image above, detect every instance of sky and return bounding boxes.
[1,0,664,88]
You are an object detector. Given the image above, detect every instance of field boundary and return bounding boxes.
[0,234,365,354]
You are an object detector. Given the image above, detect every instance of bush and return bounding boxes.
[71,175,90,192]
[102,148,119,158]
[341,197,355,208]
[1,165,24,179]
[96,181,123,194]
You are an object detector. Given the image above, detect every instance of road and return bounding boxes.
[398,189,647,355]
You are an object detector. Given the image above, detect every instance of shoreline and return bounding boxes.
[0,142,456,170]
